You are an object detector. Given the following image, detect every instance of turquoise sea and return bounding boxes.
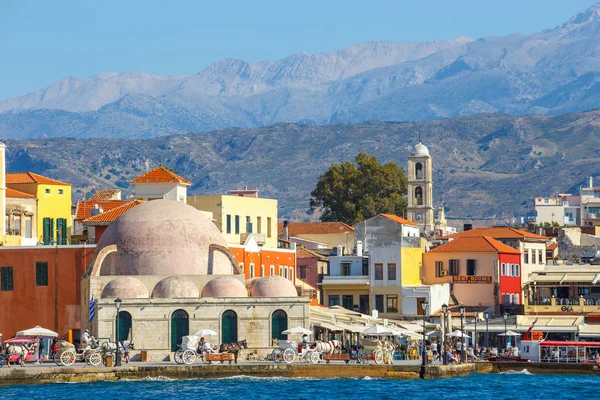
[0,371,593,400]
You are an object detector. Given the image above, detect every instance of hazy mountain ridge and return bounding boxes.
[4,111,600,220]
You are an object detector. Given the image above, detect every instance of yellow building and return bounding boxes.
[188,188,278,248]
[6,172,72,245]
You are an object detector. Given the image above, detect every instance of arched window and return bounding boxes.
[222,310,238,343]
[117,311,132,342]
[171,309,189,352]
[415,163,423,179]
[271,310,288,341]
[415,187,423,206]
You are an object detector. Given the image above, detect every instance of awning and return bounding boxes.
[397,322,424,333]
[561,273,599,283]
[337,324,365,333]
[579,324,600,337]
[312,322,344,331]
[531,274,565,283]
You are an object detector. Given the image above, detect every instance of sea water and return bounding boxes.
[0,371,593,400]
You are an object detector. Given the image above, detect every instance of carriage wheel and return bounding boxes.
[87,352,102,367]
[310,351,320,364]
[182,350,197,365]
[61,349,76,366]
[374,349,384,365]
[54,352,62,366]
[357,349,366,364]
[272,348,283,364]
[283,348,296,364]
[174,351,184,365]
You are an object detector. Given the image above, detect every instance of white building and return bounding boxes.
[131,164,191,203]
[533,194,581,226]
[580,177,600,227]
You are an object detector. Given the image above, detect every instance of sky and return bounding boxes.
[0,0,598,100]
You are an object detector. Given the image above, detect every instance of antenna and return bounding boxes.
[417,131,421,143]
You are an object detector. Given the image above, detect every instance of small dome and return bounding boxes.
[202,276,248,298]
[413,142,430,157]
[250,276,298,297]
[101,277,149,299]
[152,276,199,298]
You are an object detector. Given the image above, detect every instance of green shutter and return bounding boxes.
[117,312,132,342]
[1,267,14,291]
[170,310,189,351]
[36,262,48,286]
[271,310,288,340]
[222,310,238,343]
[43,218,51,245]
[56,219,63,245]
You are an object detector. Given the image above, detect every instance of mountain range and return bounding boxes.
[2,4,600,139]
[4,110,600,220]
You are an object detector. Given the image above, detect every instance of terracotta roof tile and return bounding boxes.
[130,165,191,185]
[83,200,145,224]
[547,243,558,251]
[6,172,71,186]
[5,188,36,199]
[278,222,355,235]
[296,246,329,261]
[450,226,549,240]
[88,189,121,201]
[429,236,521,255]
[380,213,418,226]
[75,200,127,221]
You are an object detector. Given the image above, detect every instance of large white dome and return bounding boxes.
[413,142,430,157]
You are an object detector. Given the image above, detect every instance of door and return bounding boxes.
[221,310,238,344]
[359,295,370,315]
[171,309,189,351]
[271,310,288,341]
[56,218,64,245]
[117,311,132,342]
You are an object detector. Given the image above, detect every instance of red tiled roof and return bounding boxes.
[5,188,36,199]
[547,243,558,251]
[296,246,329,261]
[130,165,191,185]
[380,213,418,226]
[429,236,521,255]
[88,189,121,201]
[450,226,549,240]
[83,200,145,224]
[278,221,355,235]
[75,200,127,221]
[6,172,71,186]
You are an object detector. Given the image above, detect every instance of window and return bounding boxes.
[514,294,520,305]
[435,261,444,277]
[36,262,48,286]
[415,213,423,221]
[43,217,54,245]
[415,163,423,179]
[415,187,423,206]
[13,215,21,236]
[501,263,506,276]
[375,295,384,312]
[25,216,32,239]
[524,252,529,264]
[342,295,354,310]
[386,295,398,313]
[45,188,50,194]
[246,216,252,233]
[375,263,383,280]
[267,217,272,238]
[387,263,396,280]
[538,250,543,264]
[257,217,262,234]
[514,264,520,277]
[328,295,340,307]
[341,262,351,276]
[1,267,14,291]
[449,260,459,276]
[284,267,288,279]
[57,218,68,245]
[58,189,64,195]
[226,215,232,234]
[289,268,293,281]
[279,268,283,276]
[250,263,255,278]
[362,259,369,276]
[260,265,265,277]
[235,215,240,234]
[466,260,476,276]
[270,265,275,276]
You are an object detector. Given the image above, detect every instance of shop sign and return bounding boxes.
[452,276,492,284]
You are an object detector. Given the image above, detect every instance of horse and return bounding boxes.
[219,339,247,364]
[5,343,35,367]
[315,340,341,355]
[100,341,135,364]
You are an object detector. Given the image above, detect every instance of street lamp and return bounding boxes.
[473,311,478,350]
[115,297,122,367]
[459,304,465,362]
[484,312,490,349]
[503,312,509,352]
[442,303,448,365]
[420,299,429,379]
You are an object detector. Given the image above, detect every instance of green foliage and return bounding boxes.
[309,152,408,225]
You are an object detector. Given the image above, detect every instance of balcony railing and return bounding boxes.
[322,275,370,285]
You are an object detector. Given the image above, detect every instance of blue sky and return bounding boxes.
[0,0,597,100]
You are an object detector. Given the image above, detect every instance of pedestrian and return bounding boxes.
[38,338,45,364]
[431,340,438,361]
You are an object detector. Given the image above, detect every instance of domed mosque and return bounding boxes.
[82,200,309,361]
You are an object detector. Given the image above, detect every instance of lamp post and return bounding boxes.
[459,304,465,363]
[473,311,478,351]
[114,297,122,367]
[442,303,448,365]
[484,312,490,349]
[503,312,509,352]
[419,299,429,379]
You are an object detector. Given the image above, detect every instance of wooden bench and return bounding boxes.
[322,353,350,363]
[205,353,234,364]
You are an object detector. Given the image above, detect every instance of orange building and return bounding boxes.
[82,200,144,243]
[229,243,296,284]
[0,245,95,339]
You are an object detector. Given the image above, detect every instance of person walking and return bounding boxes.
[37,338,44,364]
[431,340,438,361]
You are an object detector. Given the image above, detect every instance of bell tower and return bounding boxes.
[407,142,434,232]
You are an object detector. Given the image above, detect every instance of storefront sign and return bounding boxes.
[452,276,492,284]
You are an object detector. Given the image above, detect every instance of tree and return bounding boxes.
[310,153,408,225]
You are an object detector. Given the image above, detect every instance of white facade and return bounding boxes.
[401,284,450,317]
[534,194,580,226]
[520,241,547,281]
[369,247,401,287]
[134,183,188,203]
[580,177,600,227]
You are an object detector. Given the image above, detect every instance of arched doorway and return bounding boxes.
[221,310,238,344]
[171,309,189,352]
[415,187,423,205]
[271,310,288,341]
[415,163,423,179]
[117,311,132,342]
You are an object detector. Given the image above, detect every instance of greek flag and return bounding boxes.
[89,295,95,322]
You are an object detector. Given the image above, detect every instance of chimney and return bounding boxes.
[463,223,473,232]
[283,220,289,240]
[590,176,594,189]
[356,240,363,257]
[337,245,343,256]
[90,204,103,217]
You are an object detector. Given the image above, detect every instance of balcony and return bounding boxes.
[584,213,600,220]
[321,275,370,286]
[526,296,600,313]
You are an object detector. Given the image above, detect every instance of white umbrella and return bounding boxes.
[193,329,217,337]
[363,324,393,335]
[426,330,442,337]
[16,326,58,337]
[282,326,312,335]
[446,330,469,338]
[498,330,521,337]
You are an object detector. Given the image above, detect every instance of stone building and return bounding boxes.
[81,200,309,361]
[406,143,434,233]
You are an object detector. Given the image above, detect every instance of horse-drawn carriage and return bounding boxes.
[271,340,321,364]
[1,338,37,367]
[174,335,245,365]
[357,338,394,365]
[54,340,102,367]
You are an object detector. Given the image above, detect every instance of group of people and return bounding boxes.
[417,339,498,364]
